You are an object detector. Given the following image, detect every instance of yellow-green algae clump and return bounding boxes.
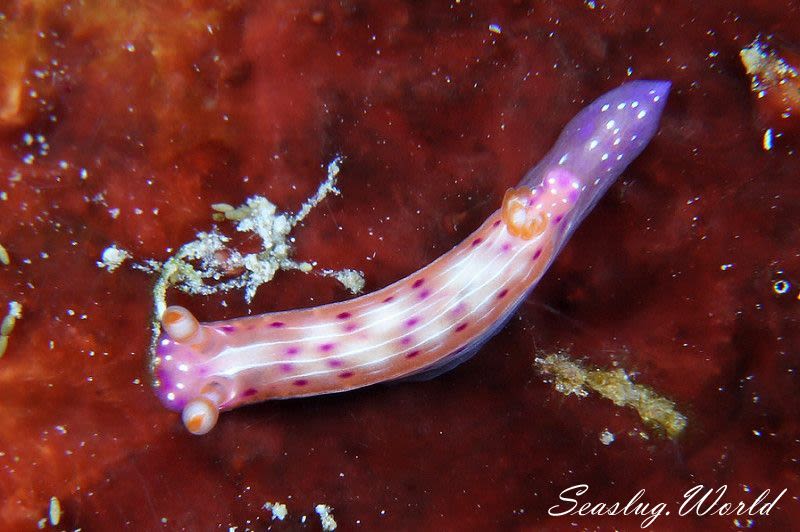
[535,351,687,439]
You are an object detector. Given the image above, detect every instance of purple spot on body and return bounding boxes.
[327,359,343,368]
[344,322,358,332]
[285,346,300,356]
[405,317,419,327]
[270,321,286,328]
[382,296,395,304]
[455,322,468,332]
[319,343,335,353]
[336,311,352,320]
[400,336,413,346]
[497,288,509,299]
[280,363,294,373]
[533,248,542,260]
[471,238,483,247]
[501,243,511,252]
[339,371,354,379]
[406,350,421,359]
[243,388,258,397]
[418,289,431,299]
[493,220,502,227]
[554,215,563,223]
[451,302,467,316]
[412,279,425,289]
[221,325,236,333]
[293,379,308,386]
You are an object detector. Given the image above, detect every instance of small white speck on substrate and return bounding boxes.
[488,23,502,34]
[48,496,61,525]
[599,429,615,445]
[763,129,773,151]
[773,280,790,294]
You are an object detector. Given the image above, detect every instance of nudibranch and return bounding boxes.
[152,81,670,435]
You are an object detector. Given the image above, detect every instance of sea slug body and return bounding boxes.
[152,81,671,435]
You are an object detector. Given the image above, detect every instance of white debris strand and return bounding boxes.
[143,156,365,356]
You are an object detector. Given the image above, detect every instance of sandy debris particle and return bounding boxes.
[263,501,288,521]
[97,245,131,272]
[535,352,687,439]
[315,504,337,531]
[0,301,22,358]
[599,429,615,445]
[740,36,799,95]
[321,268,366,295]
[48,496,61,525]
[0,243,9,265]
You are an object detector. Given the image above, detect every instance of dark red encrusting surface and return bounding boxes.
[1,1,799,530]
